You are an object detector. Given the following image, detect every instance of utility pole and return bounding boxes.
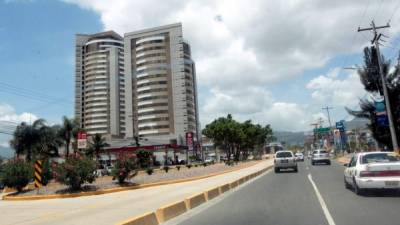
[358,21,399,153]
[322,106,333,128]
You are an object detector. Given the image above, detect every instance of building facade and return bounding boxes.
[75,31,126,138]
[124,23,200,145]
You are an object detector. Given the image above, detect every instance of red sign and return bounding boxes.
[77,131,87,149]
[186,132,194,151]
[78,132,87,140]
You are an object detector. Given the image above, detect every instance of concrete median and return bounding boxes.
[230,180,239,189]
[205,187,220,201]
[117,212,159,225]
[219,183,230,193]
[185,193,207,209]
[155,201,187,223]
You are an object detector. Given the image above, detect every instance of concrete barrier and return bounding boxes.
[205,187,220,201]
[185,193,207,209]
[230,180,239,189]
[118,212,159,225]
[155,201,187,223]
[219,183,230,193]
[238,177,246,185]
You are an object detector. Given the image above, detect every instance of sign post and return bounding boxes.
[186,132,194,163]
[77,131,88,150]
[34,160,43,189]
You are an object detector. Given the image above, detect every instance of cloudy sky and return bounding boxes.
[1,0,400,149]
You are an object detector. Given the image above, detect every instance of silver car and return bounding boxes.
[311,149,331,165]
[274,151,298,173]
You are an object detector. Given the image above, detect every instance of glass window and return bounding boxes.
[360,153,399,164]
[276,152,293,158]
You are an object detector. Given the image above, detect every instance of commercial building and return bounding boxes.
[124,23,200,145]
[75,31,126,139]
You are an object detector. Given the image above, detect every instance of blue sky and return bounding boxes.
[1,0,400,154]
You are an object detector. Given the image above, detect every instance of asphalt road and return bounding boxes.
[177,159,400,225]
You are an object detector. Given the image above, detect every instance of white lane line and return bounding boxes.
[307,174,336,225]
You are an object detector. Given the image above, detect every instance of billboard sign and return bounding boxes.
[186,132,194,151]
[77,131,87,149]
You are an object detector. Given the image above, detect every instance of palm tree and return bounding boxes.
[37,125,63,158]
[10,119,46,161]
[58,116,77,158]
[87,133,109,164]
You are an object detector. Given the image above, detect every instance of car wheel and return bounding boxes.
[353,177,364,195]
[311,161,315,165]
[274,167,279,173]
[327,161,331,165]
[294,166,298,172]
[344,176,351,189]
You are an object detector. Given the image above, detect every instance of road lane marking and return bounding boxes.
[307,174,336,225]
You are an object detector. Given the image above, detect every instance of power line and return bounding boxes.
[340,0,371,72]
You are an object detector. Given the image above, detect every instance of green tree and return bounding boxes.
[58,116,78,158]
[10,119,46,161]
[347,46,400,149]
[86,133,109,164]
[203,115,274,161]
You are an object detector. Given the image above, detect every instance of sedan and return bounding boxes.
[344,151,400,195]
[274,150,298,173]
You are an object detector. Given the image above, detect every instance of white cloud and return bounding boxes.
[62,0,396,131]
[307,68,366,107]
[0,103,38,127]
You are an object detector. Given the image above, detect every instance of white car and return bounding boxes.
[274,150,298,173]
[295,152,304,161]
[344,151,400,195]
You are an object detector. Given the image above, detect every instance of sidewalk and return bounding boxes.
[0,159,273,225]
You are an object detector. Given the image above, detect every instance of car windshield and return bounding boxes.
[361,153,400,164]
[276,152,293,158]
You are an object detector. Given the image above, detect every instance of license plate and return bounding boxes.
[281,159,288,163]
[385,181,399,187]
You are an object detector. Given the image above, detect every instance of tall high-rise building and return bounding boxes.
[124,23,200,144]
[75,31,126,138]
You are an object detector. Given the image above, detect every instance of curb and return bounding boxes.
[116,164,272,225]
[2,160,265,201]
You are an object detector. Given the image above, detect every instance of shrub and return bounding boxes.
[163,166,170,173]
[146,167,154,175]
[186,164,192,169]
[55,154,97,190]
[1,159,32,192]
[202,162,208,167]
[112,152,137,184]
[194,164,198,167]
[136,150,152,168]
[176,165,181,171]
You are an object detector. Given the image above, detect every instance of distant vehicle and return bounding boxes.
[274,150,298,173]
[295,152,304,161]
[344,152,400,195]
[204,157,214,163]
[311,149,331,165]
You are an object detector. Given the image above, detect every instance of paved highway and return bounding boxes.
[177,160,400,225]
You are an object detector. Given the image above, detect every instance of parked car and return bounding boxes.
[295,152,304,161]
[344,151,400,195]
[274,150,298,173]
[311,149,331,165]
